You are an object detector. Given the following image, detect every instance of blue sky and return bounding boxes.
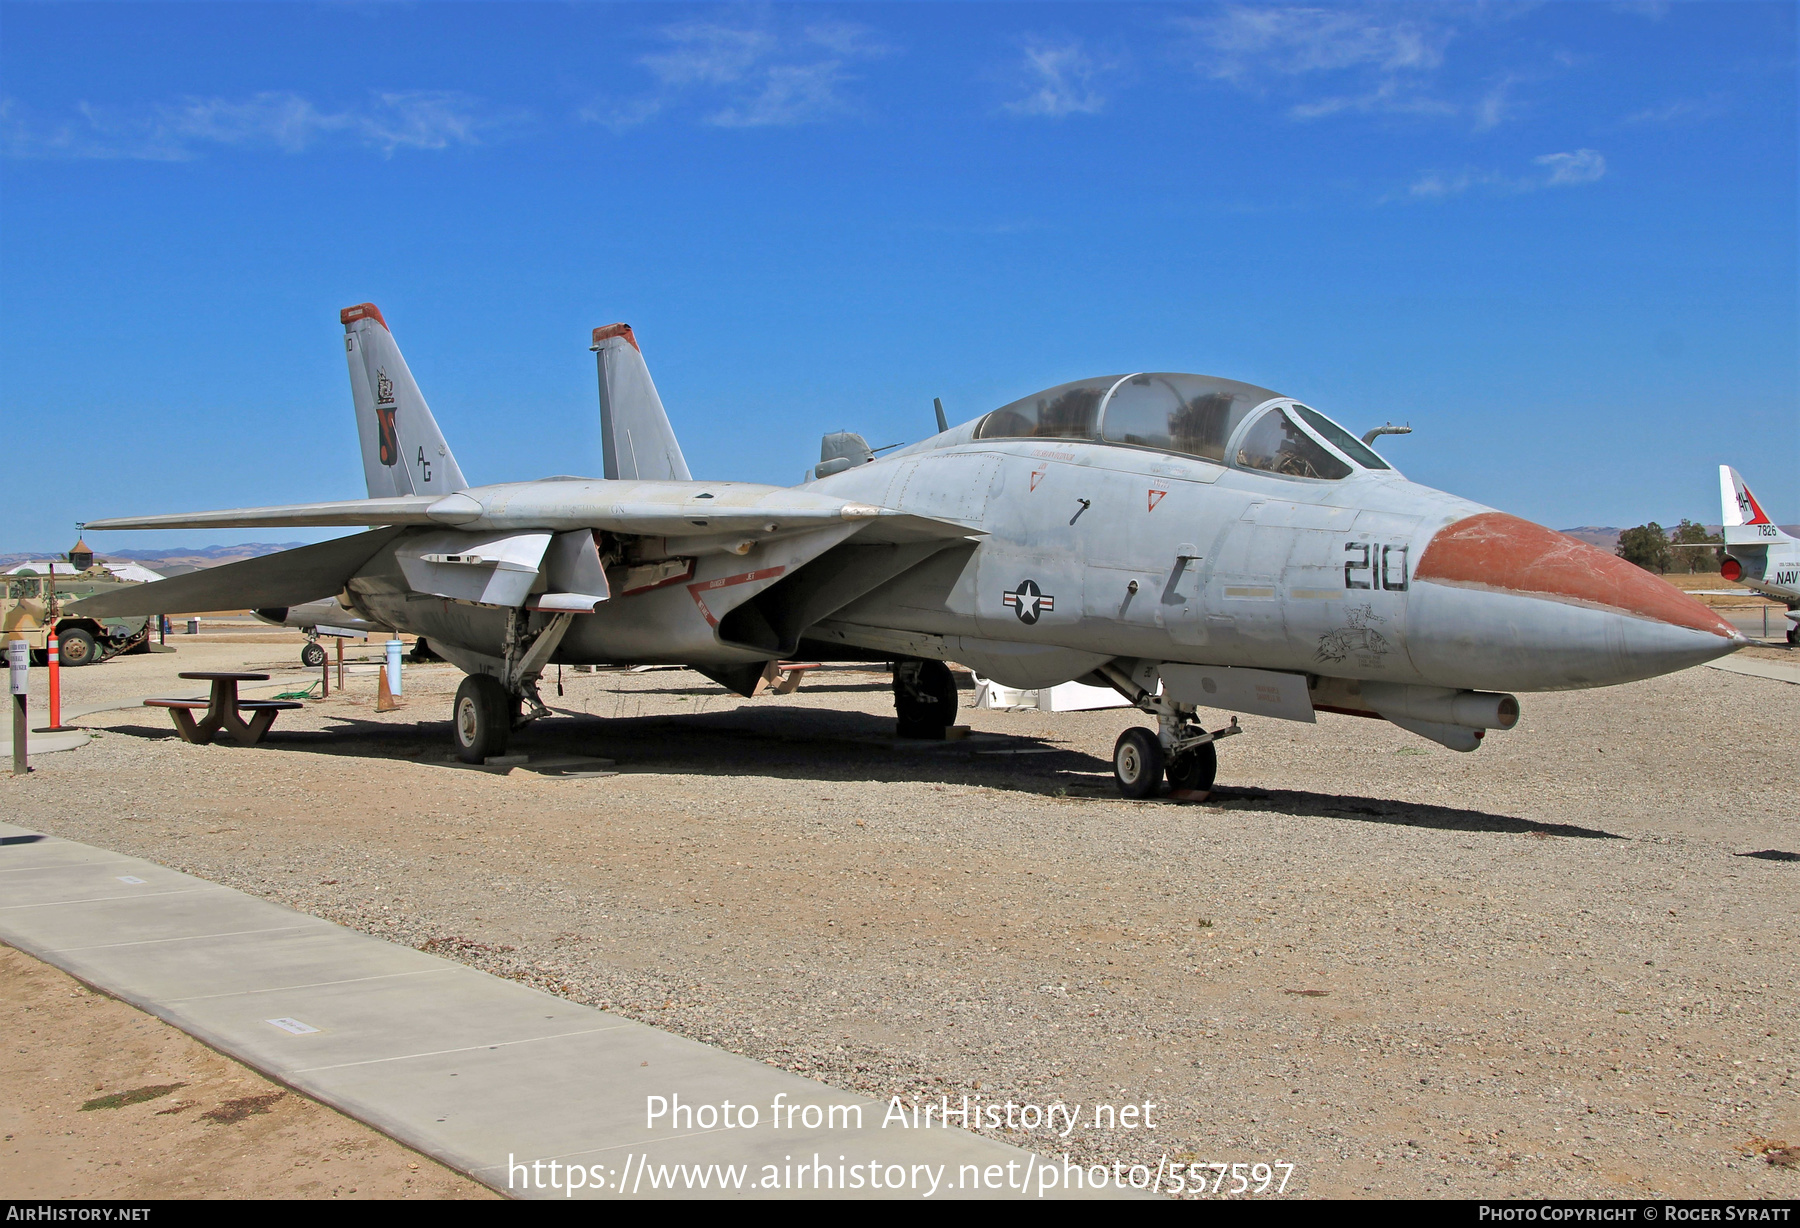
[2,0,1794,551]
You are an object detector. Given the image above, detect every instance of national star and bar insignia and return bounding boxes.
[1003,579,1054,625]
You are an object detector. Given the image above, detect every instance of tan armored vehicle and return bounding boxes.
[2,539,152,666]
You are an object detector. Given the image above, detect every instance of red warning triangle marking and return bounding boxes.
[1030,466,1046,492]
[1742,483,1772,525]
[1148,488,1167,512]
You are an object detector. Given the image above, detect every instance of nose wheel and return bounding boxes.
[1112,728,1164,799]
[1114,716,1236,798]
[1166,741,1218,793]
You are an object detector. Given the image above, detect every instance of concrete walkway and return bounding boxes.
[0,728,90,756]
[0,822,1130,1200]
[1706,656,1799,685]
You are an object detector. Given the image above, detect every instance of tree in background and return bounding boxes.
[1617,522,1674,573]
[1668,519,1724,573]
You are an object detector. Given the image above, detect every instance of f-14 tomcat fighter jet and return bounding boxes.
[74,304,1746,795]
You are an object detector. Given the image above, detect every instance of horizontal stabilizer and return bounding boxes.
[66,529,406,618]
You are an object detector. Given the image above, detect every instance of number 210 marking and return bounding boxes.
[1344,541,1409,591]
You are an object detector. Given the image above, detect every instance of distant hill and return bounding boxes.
[1559,526,1622,551]
[0,542,306,571]
[1560,524,1798,555]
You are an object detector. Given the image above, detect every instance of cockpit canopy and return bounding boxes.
[973,372,1390,479]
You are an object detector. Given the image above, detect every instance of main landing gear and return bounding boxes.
[449,610,577,764]
[454,674,513,762]
[893,659,959,738]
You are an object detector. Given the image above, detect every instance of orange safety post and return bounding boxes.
[43,629,69,732]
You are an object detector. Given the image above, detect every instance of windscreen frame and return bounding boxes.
[1225,402,1369,482]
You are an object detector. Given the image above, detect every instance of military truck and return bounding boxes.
[1,541,153,666]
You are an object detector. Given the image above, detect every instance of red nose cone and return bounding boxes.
[1416,513,1739,638]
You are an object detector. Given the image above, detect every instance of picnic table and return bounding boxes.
[752,661,824,696]
[144,671,303,746]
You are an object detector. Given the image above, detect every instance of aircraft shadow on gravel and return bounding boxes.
[103,707,1621,839]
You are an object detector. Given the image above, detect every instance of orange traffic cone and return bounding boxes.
[376,665,402,712]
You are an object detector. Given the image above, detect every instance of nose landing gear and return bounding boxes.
[1111,716,1234,798]
[1112,727,1163,799]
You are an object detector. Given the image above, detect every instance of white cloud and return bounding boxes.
[1197,4,1452,80]
[1407,168,1482,199]
[1399,148,1607,201]
[1288,77,1457,120]
[1619,96,1726,125]
[596,18,894,130]
[2,90,511,160]
[1176,4,1564,132]
[1003,38,1113,118]
[1536,148,1607,186]
[1473,74,1520,131]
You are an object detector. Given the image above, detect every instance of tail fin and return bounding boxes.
[591,324,691,482]
[342,303,468,498]
[1720,464,1771,527]
[1719,464,1792,544]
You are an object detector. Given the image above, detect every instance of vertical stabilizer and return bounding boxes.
[591,324,691,482]
[1720,464,1770,528]
[342,303,468,499]
[1720,464,1793,547]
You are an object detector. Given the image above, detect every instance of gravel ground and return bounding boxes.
[5,637,1796,1199]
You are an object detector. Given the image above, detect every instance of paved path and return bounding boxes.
[1706,656,1799,685]
[0,728,89,756]
[0,822,1128,1200]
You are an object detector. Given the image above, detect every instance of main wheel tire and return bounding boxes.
[300,641,327,668]
[894,659,958,738]
[1113,727,1165,799]
[57,627,97,667]
[453,674,512,764]
[1166,741,1218,793]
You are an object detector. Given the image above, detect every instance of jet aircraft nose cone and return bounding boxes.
[1408,512,1745,690]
